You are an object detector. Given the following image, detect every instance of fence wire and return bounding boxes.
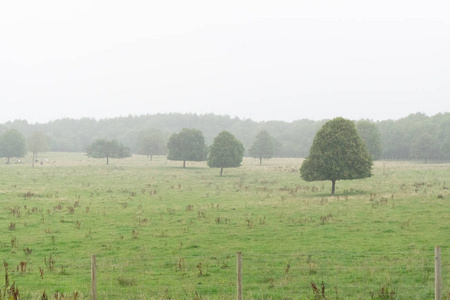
[3,250,449,299]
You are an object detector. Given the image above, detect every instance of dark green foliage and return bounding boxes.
[377,112,450,160]
[249,130,277,165]
[410,133,442,163]
[356,120,381,160]
[300,117,372,195]
[0,129,26,164]
[167,128,207,167]
[86,139,131,165]
[136,129,167,160]
[378,113,430,159]
[207,131,244,176]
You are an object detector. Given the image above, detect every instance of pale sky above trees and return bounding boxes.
[1,0,449,124]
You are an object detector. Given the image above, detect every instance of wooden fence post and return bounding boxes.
[91,255,97,300]
[237,252,242,300]
[435,246,441,300]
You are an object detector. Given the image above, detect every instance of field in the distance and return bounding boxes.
[0,153,449,299]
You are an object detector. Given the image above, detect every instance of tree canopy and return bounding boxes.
[1,112,450,161]
[207,131,245,176]
[86,139,131,165]
[0,129,27,164]
[410,133,442,163]
[167,128,207,167]
[249,130,277,165]
[300,117,373,195]
[355,120,381,160]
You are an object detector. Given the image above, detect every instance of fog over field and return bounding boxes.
[1,0,449,124]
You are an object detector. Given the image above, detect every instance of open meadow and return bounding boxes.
[0,153,449,299]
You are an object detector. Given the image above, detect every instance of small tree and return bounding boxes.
[167,128,207,168]
[86,139,131,165]
[28,131,49,167]
[249,130,277,165]
[0,129,27,164]
[300,117,372,195]
[208,131,245,176]
[137,129,167,160]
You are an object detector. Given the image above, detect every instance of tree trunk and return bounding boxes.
[6,157,10,164]
[220,167,223,176]
[150,155,153,161]
[106,156,109,165]
[183,160,186,168]
[32,152,36,167]
[331,180,336,195]
[259,157,262,165]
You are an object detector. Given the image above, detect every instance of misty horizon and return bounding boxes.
[1,111,448,126]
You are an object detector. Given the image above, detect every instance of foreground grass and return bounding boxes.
[0,153,449,299]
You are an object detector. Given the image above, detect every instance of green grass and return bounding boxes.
[0,153,449,299]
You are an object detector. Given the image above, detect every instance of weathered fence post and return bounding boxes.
[435,246,441,300]
[237,252,242,300]
[91,255,97,300]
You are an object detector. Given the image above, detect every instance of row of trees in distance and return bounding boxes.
[1,112,449,161]
[0,116,380,195]
[84,117,373,194]
[0,129,48,166]
[83,117,376,194]
[85,129,250,176]
[0,125,277,170]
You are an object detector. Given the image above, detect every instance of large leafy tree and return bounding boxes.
[207,131,245,176]
[300,117,372,195]
[137,129,167,160]
[28,131,49,167]
[167,128,207,168]
[249,130,277,165]
[0,129,27,164]
[355,120,382,160]
[86,139,131,165]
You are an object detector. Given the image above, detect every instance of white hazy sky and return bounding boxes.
[1,0,449,124]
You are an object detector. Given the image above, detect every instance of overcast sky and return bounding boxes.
[1,0,449,124]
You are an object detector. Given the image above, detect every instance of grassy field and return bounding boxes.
[0,153,449,299]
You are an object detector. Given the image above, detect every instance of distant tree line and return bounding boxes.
[1,112,449,161]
